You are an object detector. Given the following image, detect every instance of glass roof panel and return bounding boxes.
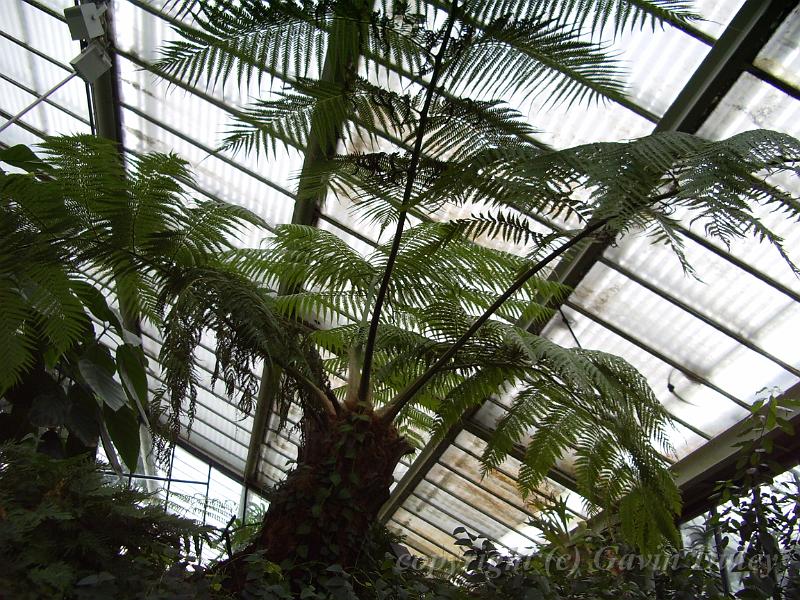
[696,74,800,294]
[605,235,800,370]
[572,261,797,403]
[604,24,710,117]
[5,1,73,66]
[389,519,454,559]
[691,0,747,39]
[391,431,588,557]
[754,5,800,89]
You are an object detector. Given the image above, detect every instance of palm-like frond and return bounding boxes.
[443,15,627,107]
[422,96,538,159]
[0,137,328,452]
[156,0,799,555]
[472,335,680,548]
[222,77,419,156]
[158,0,329,89]
[464,0,700,37]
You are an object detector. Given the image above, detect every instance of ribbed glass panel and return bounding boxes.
[754,5,800,89]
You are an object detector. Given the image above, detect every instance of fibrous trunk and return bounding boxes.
[220,408,412,587]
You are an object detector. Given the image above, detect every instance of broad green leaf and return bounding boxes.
[71,280,123,336]
[103,403,140,472]
[28,377,70,427]
[65,384,100,446]
[0,144,53,173]
[78,357,126,411]
[76,571,116,586]
[117,343,148,408]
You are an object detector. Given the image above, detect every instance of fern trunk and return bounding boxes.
[220,408,412,588]
[223,2,386,583]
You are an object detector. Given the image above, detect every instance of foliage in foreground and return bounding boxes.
[0,137,289,468]
[0,441,211,599]
[3,0,800,562]
[2,422,798,599]
[3,123,800,565]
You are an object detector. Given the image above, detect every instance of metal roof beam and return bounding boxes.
[657,0,797,133]
[0,73,90,127]
[676,381,800,521]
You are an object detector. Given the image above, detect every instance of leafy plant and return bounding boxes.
[708,391,800,599]
[0,441,213,599]
[152,0,800,571]
[452,509,729,600]
[3,0,799,593]
[0,137,278,468]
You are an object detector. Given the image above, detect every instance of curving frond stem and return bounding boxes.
[377,215,611,423]
[357,0,461,404]
[283,363,337,417]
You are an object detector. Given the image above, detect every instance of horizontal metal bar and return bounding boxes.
[0,72,78,134]
[748,64,800,102]
[0,73,90,126]
[169,435,253,493]
[0,30,71,72]
[600,258,800,379]
[103,470,208,486]
[0,106,48,139]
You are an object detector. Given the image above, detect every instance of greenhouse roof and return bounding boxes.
[2,0,799,560]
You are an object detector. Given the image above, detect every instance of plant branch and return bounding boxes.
[283,363,337,417]
[357,0,460,404]
[377,217,611,423]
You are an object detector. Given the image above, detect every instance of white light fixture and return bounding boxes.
[64,2,108,41]
[70,41,113,84]
[0,2,114,133]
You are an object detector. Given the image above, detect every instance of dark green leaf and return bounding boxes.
[0,144,53,173]
[103,403,140,472]
[65,384,100,446]
[116,343,148,409]
[78,357,126,411]
[71,281,123,336]
[29,377,70,427]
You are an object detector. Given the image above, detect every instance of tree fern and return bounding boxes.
[147,0,800,556]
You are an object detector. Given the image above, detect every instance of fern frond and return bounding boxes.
[443,15,627,108]
[223,77,419,157]
[158,0,328,89]
[422,96,538,159]
[464,0,700,37]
